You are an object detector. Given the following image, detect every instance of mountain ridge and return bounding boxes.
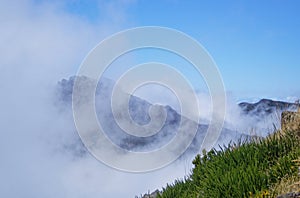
[55,75,299,160]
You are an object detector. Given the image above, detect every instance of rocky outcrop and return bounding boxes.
[276,110,300,198]
[277,192,300,198]
[281,107,300,136]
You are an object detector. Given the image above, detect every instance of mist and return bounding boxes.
[0,1,193,197]
[0,1,296,198]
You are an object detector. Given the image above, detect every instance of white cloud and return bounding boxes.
[1,1,291,197]
[0,1,175,197]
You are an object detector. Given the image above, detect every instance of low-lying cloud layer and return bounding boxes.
[1,1,298,198]
[0,1,198,197]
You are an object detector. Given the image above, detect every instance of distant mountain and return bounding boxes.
[239,99,298,116]
[55,76,249,159]
[235,99,299,137]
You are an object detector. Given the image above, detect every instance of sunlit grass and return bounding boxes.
[158,130,300,198]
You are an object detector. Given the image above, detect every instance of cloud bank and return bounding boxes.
[0,1,185,197]
[1,1,296,197]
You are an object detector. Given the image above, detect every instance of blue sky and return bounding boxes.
[57,0,300,100]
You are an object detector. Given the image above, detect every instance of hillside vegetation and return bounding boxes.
[155,130,300,198]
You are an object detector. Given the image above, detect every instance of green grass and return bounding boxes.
[158,131,300,198]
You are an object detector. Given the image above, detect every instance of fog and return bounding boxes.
[0,1,294,197]
[0,1,193,197]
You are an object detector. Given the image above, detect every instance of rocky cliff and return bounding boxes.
[281,107,300,136]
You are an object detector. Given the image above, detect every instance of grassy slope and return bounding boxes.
[158,131,300,198]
